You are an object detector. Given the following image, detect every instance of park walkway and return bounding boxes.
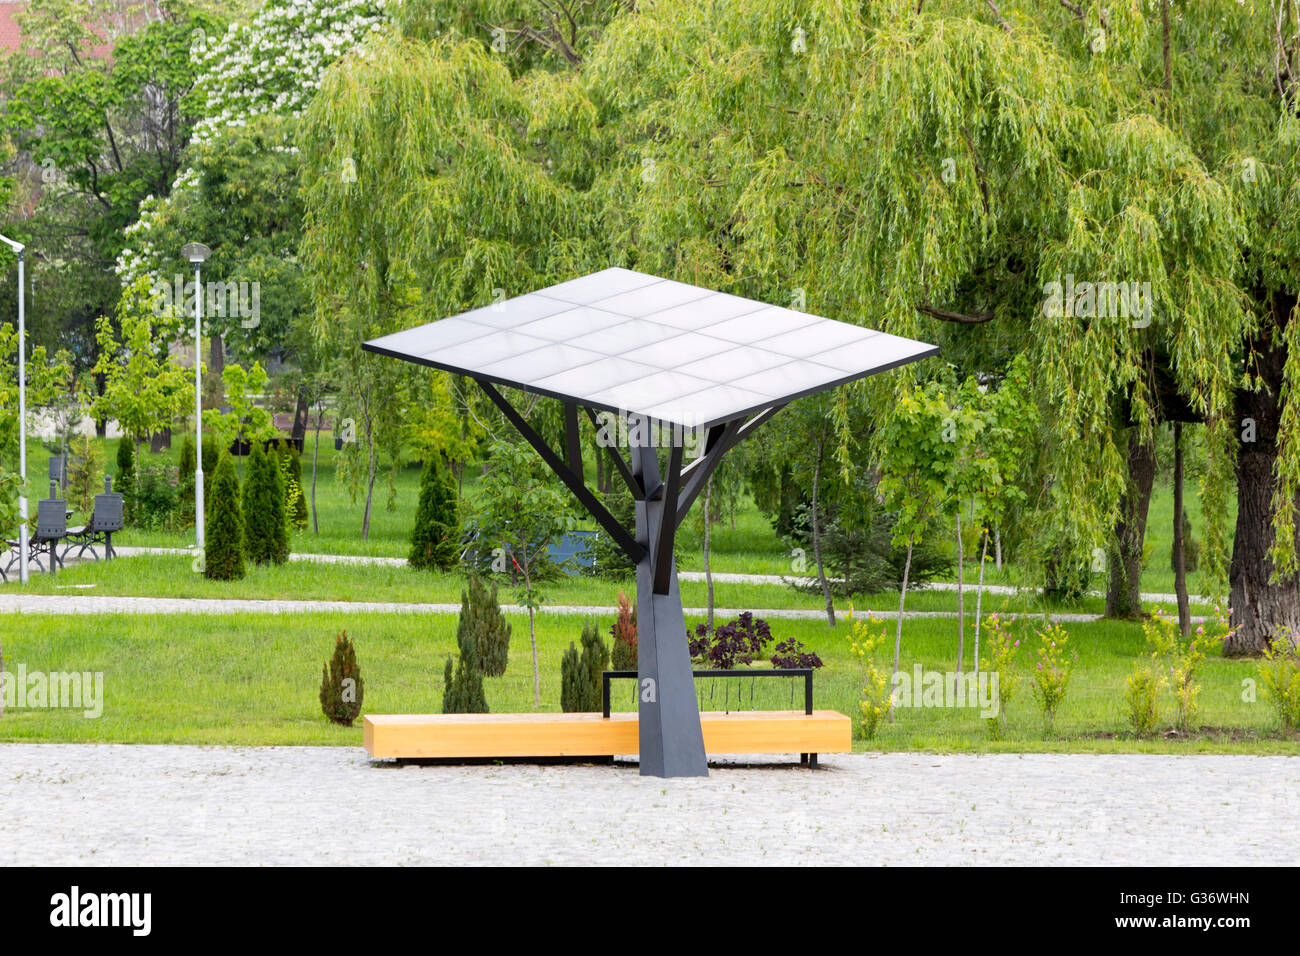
[1,745,1294,865]
[0,591,1107,621]
[110,546,1207,604]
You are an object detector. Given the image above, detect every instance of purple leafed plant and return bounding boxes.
[770,637,824,670]
[689,612,773,669]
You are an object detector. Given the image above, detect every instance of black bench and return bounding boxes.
[63,489,124,562]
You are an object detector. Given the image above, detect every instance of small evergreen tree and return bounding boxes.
[200,434,218,475]
[278,444,308,531]
[204,452,245,580]
[442,629,488,713]
[456,575,511,677]
[319,631,364,726]
[562,621,608,712]
[242,443,289,564]
[409,458,460,570]
[610,590,638,670]
[177,434,197,526]
[115,436,135,518]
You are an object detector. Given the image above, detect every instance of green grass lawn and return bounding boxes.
[1,608,1295,752]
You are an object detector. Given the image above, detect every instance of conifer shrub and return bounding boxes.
[457,575,511,677]
[319,631,364,726]
[115,436,135,518]
[203,452,245,580]
[610,590,638,670]
[561,622,608,712]
[278,444,308,531]
[409,458,460,570]
[442,630,488,713]
[177,434,196,526]
[242,443,289,564]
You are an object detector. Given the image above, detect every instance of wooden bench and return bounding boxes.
[364,710,852,766]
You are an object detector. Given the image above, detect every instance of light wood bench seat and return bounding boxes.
[364,710,852,762]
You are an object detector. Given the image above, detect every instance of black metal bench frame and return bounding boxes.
[602,668,819,767]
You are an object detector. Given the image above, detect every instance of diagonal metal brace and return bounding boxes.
[675,404,786,526]
[477,381,646,564]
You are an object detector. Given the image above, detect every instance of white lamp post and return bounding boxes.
[182,242,211,551]
[1,233,27,583]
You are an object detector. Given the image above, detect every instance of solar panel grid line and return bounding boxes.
[361,268,938,429]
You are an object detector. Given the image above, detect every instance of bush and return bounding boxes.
[770,637,823,669]
[115,437,135,517]
[1141,607,1217,732]
[456,575,511,677]
[65,435,104,515]
[203,452,245,580]
[200,433,218,476]
[1169,513,1200,574]
[584,489,637,578]
[277,444,308,532]
[133,461,180,530]
[242,443,288,565]
[610,590,637,670]
[561,622,608,712]
[442,629,488,714]
[177,434,196,527]
[319,631,364,726]
[409,458,460,570]
[984,614,1021,736]
[1029,620,1075,734]
[847,610,890,739]
[1259,635,1300,733]
[1125,666,1162,737]
[689,612,772,669]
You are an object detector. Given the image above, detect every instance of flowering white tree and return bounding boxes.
[116,0,388,286]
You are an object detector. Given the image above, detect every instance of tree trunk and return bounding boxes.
[955,510,965,672]
[291,389,310,441]
[311,412,321,535]
[994,526,1002,570]
[529,605,540,708]
[890,533,914,720]
[1106,429,1156,619]
[1173,422,1191,638]
[150,427,171,453]
[704,475,714,630]
[974,529,989,672]
[361,423,377,541]
[1229,293,1300,655]
[811,446,835,626]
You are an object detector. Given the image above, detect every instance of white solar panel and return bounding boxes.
[363,268,938,428]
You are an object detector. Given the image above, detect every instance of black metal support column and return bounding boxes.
[632,439,707,778]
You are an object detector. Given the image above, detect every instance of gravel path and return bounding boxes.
[110,547,1209,604]
[0,592,1106,621]
[1,745,1294,865]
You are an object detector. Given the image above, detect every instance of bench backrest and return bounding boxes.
[37,499,67,539]
[90,493,124,532]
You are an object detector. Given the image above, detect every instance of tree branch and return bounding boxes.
[916,303,995,324]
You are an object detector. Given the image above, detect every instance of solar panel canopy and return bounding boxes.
[362,268,938,428]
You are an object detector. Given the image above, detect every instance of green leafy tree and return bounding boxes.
[277,444,308,532]
[877,382,962,713]
[203,451,245,580]
[474,438,576,707]
[241,443,289,565]
[409,457,460,571]
[202,362,276,470]
[91,277,189,458]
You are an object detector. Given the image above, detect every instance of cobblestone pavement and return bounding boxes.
[1,746,1294,865]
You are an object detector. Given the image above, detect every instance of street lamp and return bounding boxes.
[182,242,211,552]
[1,233,27,583]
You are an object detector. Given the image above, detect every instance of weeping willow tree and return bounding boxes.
[300,0,1299,651]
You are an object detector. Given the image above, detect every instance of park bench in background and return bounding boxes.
[63,477,124,562]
